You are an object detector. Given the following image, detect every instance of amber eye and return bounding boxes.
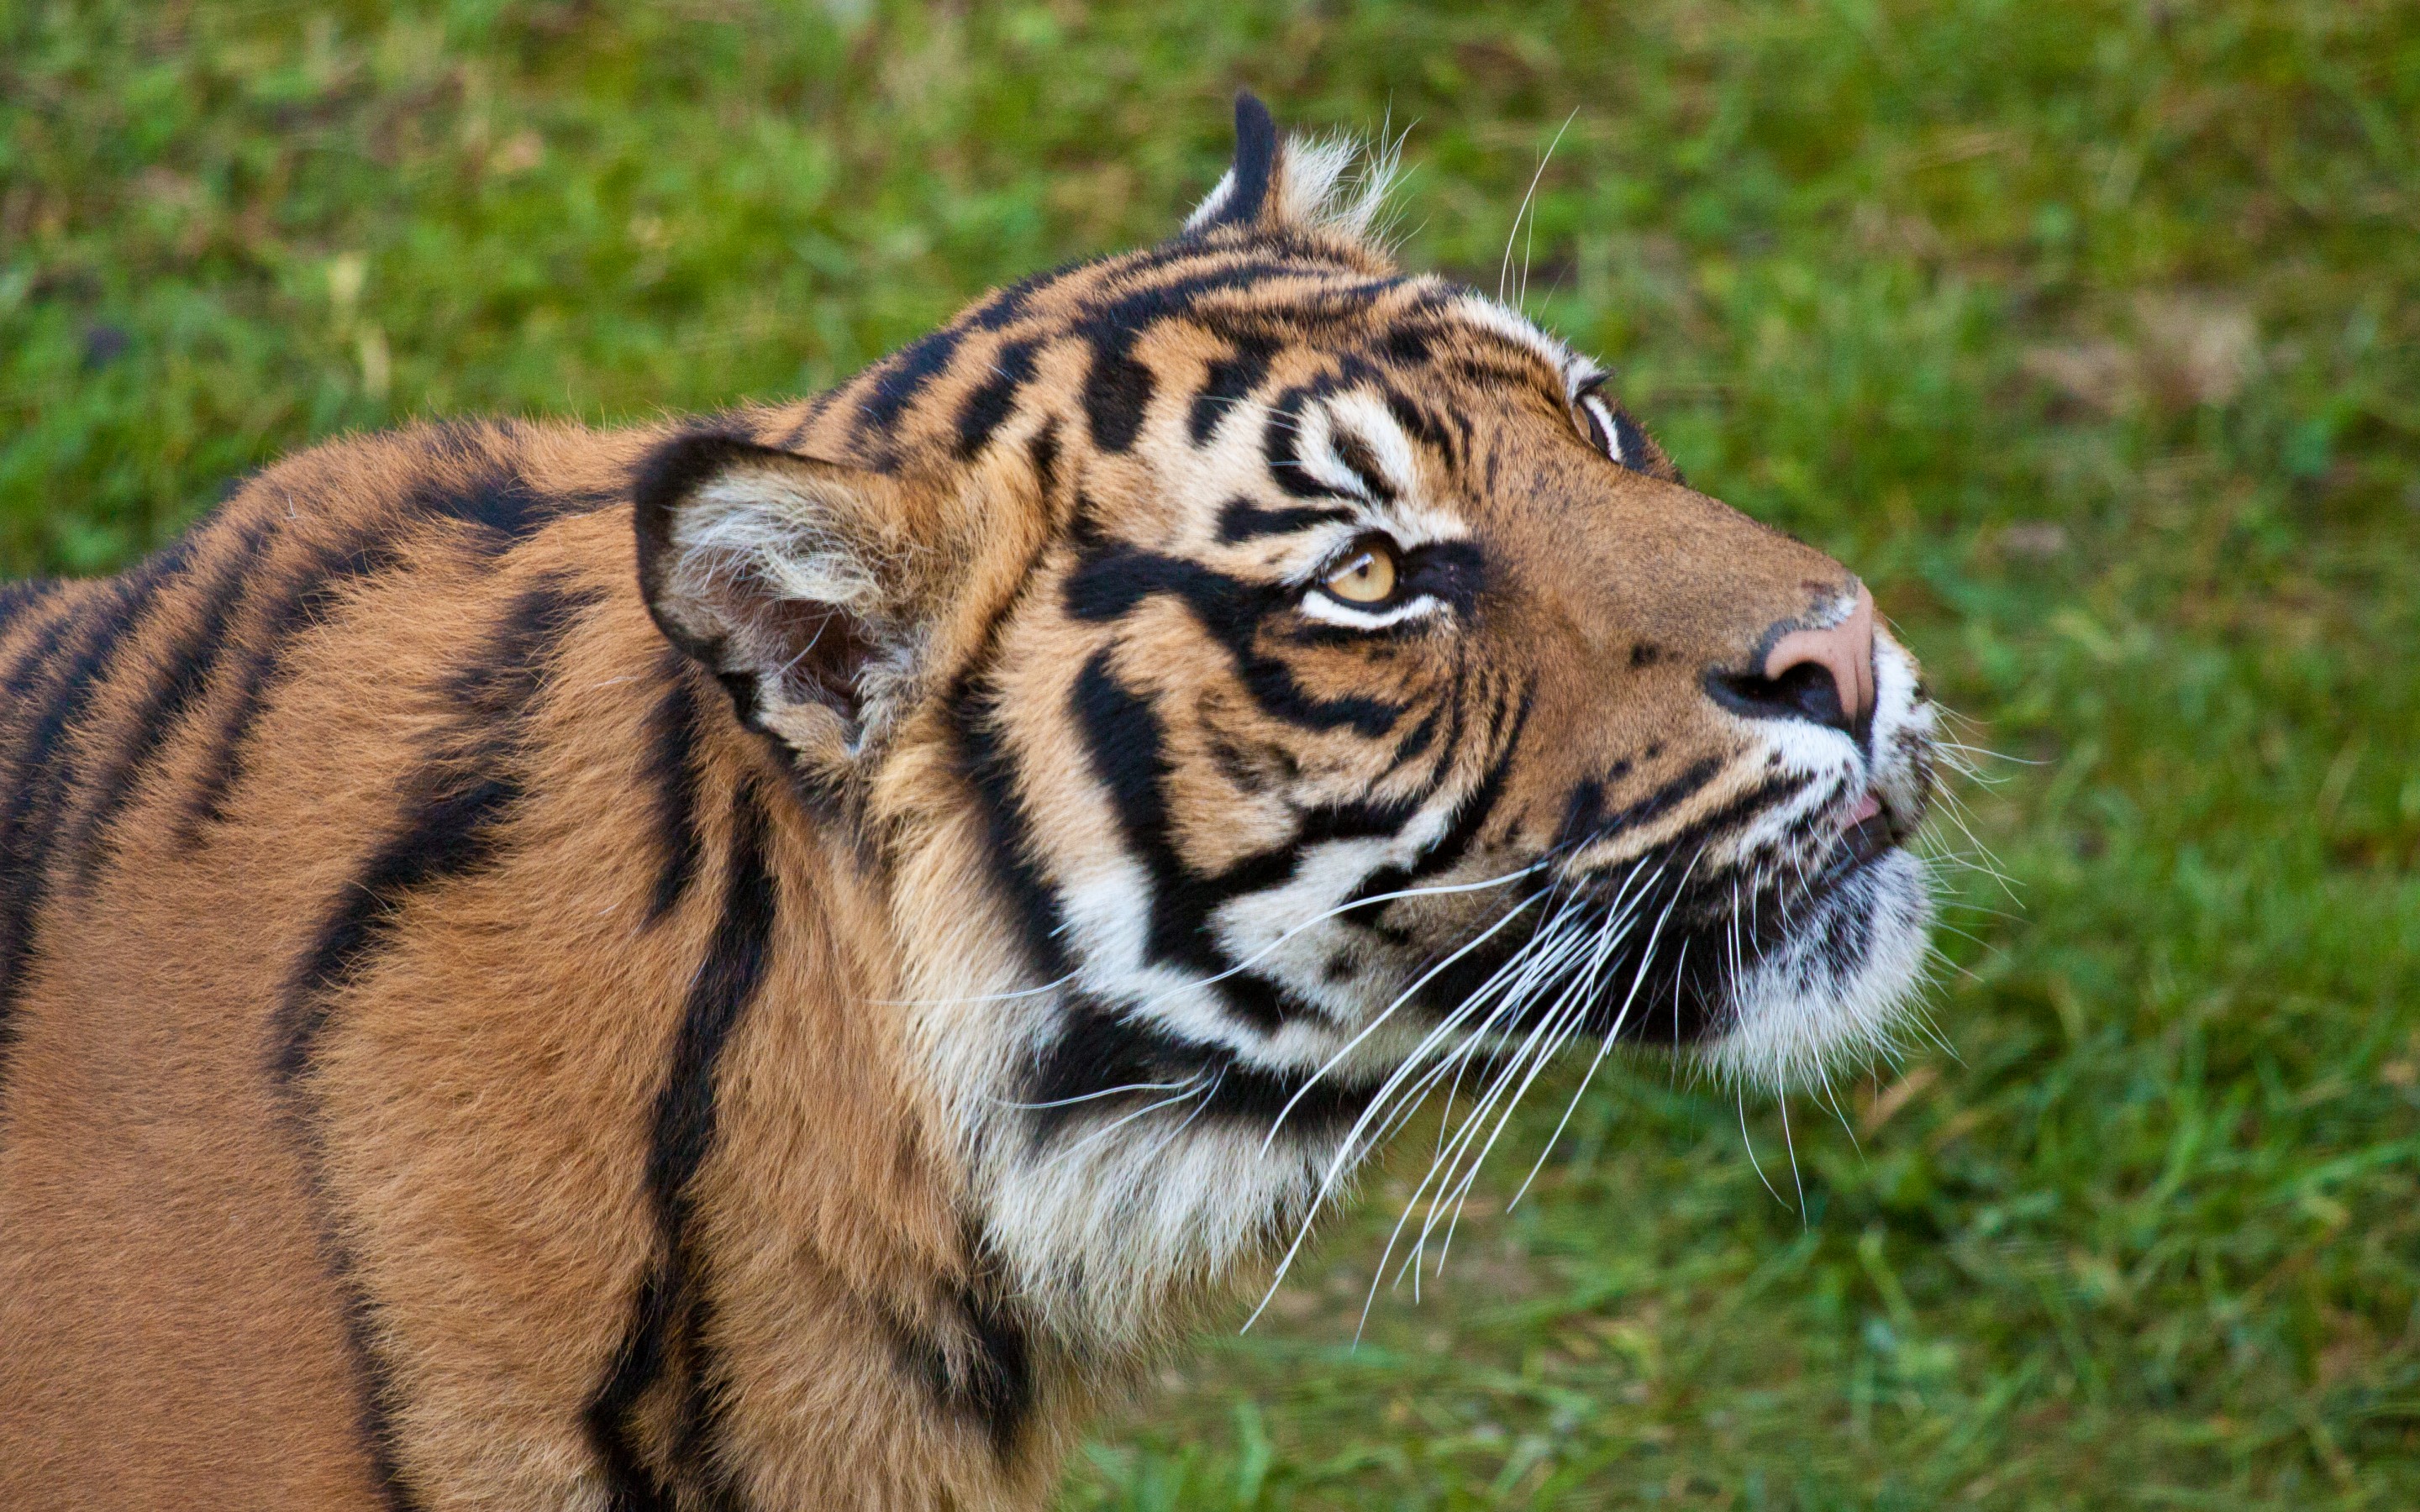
[1320,542,1400,605]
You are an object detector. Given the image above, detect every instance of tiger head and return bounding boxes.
[637,96,1938,1341]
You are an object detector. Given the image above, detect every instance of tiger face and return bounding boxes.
[639,96,1936,1340]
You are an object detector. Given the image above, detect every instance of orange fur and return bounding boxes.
[0,97,1935,1509]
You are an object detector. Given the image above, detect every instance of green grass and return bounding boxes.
[6,1,2417,1506]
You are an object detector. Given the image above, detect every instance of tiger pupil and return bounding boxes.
[1326,546,1397,605]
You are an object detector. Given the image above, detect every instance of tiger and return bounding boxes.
[0,94,1937,1509]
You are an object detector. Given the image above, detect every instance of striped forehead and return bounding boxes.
[821,242,1599,508]
[1165,367,1464,557]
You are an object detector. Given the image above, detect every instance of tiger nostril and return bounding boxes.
[1711,661,1857,734]
[1707,584,1877,737]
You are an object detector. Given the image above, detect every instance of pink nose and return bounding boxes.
[1761,584,1876,729]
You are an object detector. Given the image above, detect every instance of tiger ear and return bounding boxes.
[1185,92,1282,232]
[634,432,910,766]
[1184,91,1392,246]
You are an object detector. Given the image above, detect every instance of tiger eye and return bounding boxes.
[1322,543,1399,605]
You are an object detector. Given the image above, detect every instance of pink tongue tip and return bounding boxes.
[1844,792,1883,827]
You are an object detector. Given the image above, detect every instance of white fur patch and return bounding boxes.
[1183,129,1401,243]
[1448,291,1583,381]
[1703,848,1933,1092]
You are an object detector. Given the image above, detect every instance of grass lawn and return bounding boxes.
[6,1,2417,1506]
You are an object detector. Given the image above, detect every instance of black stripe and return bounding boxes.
[1215,497,1352,543]
[860,326,967,438]
[668,1289,744,1512]
[965,268,1049,332]
[948,1280,1034,1455]
[0,576,61,638]
[1070,651,1416,1032]
[952,338,1040,459]
[1388,700,1444,771]
[1081,336,1155,453]
[273,764,520,1509]
[177,530,407,847]
[585,1263,680,1512]
[1379,323,1435,367]
[0,543,194,1075]
[442,574,605,721]
[179,451,591,849]
[413,424,613,541]
[1567,757,1725,848]
[1261,385,1336,498]
[1060,543,1402,738]
[1652,773,1806,866]
[0,591,81,730]
[413,455,548,543]
[1059,260,1394,465]
[640,653,706,925]
[1449,354,1557,394]
[776,386,844,451]
[1407,686,1529,881]
[1336,684,1531,927]
[1027,991,1377,1142]
[276,772,521,1082]
[0,596,91,1079]
[269,579,600,1055]
[645,785,775,1204]
[1188,333,1276,445]
[889,1273,1035,1457]
[1381,384,1455,469]
[273,764,523,1512]
[1071,650,1197,973]
[269,568,595,1507]
[1025,419,1062,509]
[1097,258,1393,318]
[951,675,1076,985]
[587,781,777,1505]
[66,517,275,891]
[1328,426,1397,502]
[940,532,1082,1000]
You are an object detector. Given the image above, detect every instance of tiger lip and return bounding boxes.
[1827,790,1897,880]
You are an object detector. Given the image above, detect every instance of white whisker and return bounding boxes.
[1739,1093,1784,1206]
[1040,1084,1208,1175]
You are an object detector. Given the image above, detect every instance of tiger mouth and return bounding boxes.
[1819,795,1900,889]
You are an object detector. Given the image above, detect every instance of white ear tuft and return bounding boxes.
[1183,92,1402,250]
[634,433,911,766]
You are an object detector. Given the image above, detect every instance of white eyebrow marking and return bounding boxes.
[1448,291,1580,377]
[1318,389,1418,498]
[1286,401,1375,501]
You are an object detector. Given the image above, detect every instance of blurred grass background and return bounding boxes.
[4,1,2417,1506]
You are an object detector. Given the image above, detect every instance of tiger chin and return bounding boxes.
[0,95,1935,1510]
